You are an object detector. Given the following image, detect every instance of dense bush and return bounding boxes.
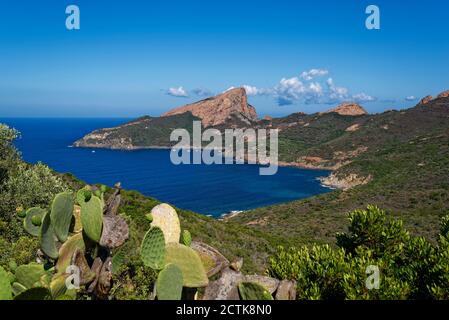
[268,205,449,300]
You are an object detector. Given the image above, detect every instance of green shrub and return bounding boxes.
[269,206,449,300]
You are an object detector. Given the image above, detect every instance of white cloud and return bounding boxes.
[178,69,376,106]
[192,88,212,97]
[300,69,329,81]
[167,86,188,97]
[405,95,416,101]
[353,92,376,102]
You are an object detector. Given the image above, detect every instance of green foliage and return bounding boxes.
[140,227,166,270]
[238,282,273,300]
[165,243,209,288]
[269,206,449,300]
[156,263,183,300]
[80,195,103,242]
[50,191,74,242]
[336,205,409,258]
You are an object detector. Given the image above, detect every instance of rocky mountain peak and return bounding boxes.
[324,102,368,116]
[162,87,258,127]
[437,90,449,99]
[419,95,433,105]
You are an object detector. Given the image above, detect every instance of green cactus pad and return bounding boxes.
[80,195,103,242]
[23,207,46,237]
[13,287,51,300]
[0,266,12,300]
[150,204,181,244]
[14,263,48,289]
[56,233,85,274]
[140,226,166,270]
[11,282,27,296]
[50,274,70,299]
[76,187,92,205]
[39,212,59,259]
[165,243,209,288]
[156,263,183,300]
[238,282,273,300]
[111,249,125,275]
[181,230,192,246]
[50,191,74,242]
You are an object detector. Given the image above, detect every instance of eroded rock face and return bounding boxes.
[325,102,368,116]
[275,280,297,300]
[320,172,372,190]
[162,88,258,127]
[437,90,449,99]
[419,95,433,105]
[99,215,129,249]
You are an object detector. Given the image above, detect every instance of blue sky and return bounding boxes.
[0,0,448,118]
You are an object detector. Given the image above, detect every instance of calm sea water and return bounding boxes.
[1,118,330,217]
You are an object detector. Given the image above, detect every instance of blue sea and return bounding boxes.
[1,118,331,217]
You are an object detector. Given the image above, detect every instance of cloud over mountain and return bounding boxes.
[166,69,376,106]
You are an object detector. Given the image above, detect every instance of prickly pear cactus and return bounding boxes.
[23,207,46,237]
[14,263,49,289]
[11,282,27,296]
[181,229,192,247]
[156,263,183,300]
[238,282,273,300]
[150,204,181,244]
[50,191,74,242]
[140,227,166,270]
[71,205,83,233]
[80,195,103,242]
[39,212,59,259]
[165,243,209,288]
[13,287,51,300]
[111,249,125,275]
[0,266,12,300]
[56,233,85,274]
[31,214,42,226]
[76,186,92,205]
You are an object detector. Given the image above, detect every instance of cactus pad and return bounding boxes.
[181,229,192,247]
[13,287,51,300]
[70,205,83,233]
[39,212,59,259]
[238,282,273,300]
[23,207,46,237]
[76,187,92,205]
[165,243,209,288]
[80,195,103,242]
[56,233,85,274]
[140,227,166,270]
[14,263,48,289]
[0,266,12,300]
[150,204,181,244]
[156,263,183,300]
[11,282,27,296]
[50,191,74,242]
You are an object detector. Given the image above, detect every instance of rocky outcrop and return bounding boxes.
[419,95,433,105]
[320,173,372,190]
[324,102,368,116]
[437,90,449,99]
[162,88,258,127]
